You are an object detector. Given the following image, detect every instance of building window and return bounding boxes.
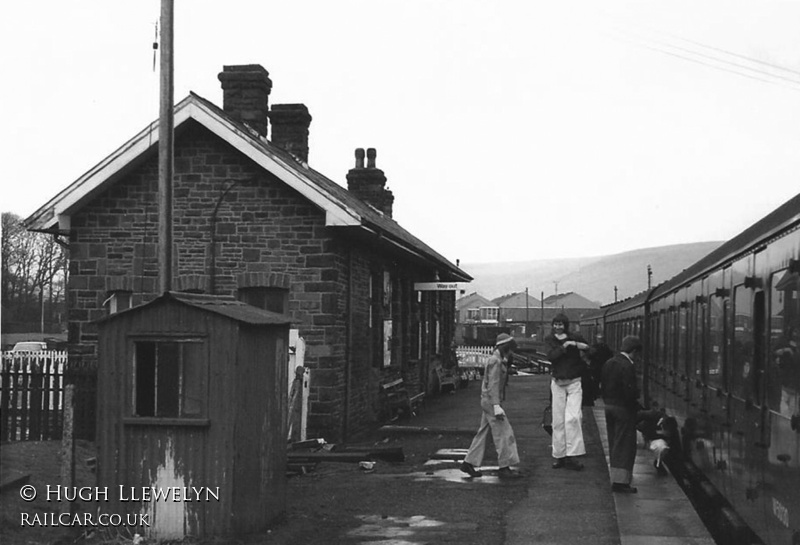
[480,307,499,322]
[133,339,204,417]
[237,287,288,314]
[104,291,132,315]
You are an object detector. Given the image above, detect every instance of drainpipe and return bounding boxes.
[208,179,251,294]
[343,248,354,441]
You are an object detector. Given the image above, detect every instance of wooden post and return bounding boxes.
[60,384,75,515]
[158,0,175,293]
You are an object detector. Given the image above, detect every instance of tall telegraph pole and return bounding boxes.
[158,0,175,293]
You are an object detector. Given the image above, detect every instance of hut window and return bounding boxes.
[134,340,204,417]
[237,287,288,314]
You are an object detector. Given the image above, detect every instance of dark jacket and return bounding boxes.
[588,342,613,371]
[545,332,587,381]
[601,353,640,409]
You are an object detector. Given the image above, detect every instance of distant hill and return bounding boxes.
[460,241,723,306]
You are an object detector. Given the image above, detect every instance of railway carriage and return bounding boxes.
[581,192,800,545]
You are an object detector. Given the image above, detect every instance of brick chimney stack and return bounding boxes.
[346,148,394,217]
[217,64,272,138]
[269,104,312,163]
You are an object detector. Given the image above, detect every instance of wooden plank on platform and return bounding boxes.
[429,448,469,460]
[332,445,405,462]
[379,425,475,436]
[287,452,369,463]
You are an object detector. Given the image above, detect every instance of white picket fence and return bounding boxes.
[455,346,494,368]
[1,349,68,368]
[1,350,69,441]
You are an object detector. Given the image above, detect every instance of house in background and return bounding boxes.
[456,289,599,345]
[24,64,471,443]
[493,291,542,310]
[456,292,496,344]
[542,291,599,309]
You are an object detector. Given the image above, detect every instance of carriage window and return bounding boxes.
[693,301,705,382]
[666,309,676,375]
[134,340,205,417]
[768,269,799,416]
[678,305,688,379]
[707,296,727,390]
[732,286,755,400]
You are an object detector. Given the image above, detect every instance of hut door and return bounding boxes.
[382,271,393,368]
[288,330,308,441]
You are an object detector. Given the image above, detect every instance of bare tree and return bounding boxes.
[1,212,67,333]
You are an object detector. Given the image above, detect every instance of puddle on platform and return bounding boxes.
[367,448,505,484]
[347,514,446,544]
[410,466,503,483]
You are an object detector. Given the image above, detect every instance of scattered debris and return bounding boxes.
[332,444,404,462]
[289,438,327,450]
[379,424,474,436]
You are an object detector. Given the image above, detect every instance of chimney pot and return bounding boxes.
[346,147,394,218]
[218,64,272,138]
[269,103,312,163]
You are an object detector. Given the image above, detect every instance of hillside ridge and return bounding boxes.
[461,241,723,305]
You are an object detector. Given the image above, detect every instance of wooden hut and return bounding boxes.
[95,291,291,539]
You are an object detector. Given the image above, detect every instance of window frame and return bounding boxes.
[104,290,132,315]
[125,335,209,426]
[237,286,289,314]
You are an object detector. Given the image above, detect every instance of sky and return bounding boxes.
[2,1,799,266]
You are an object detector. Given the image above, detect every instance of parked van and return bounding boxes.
[11,341,47,352]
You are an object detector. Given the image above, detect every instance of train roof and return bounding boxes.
[588,191,800,318]
[579,287,654,322]
[651,191,800,299]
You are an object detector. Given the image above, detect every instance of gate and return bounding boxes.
[0,350,68,441]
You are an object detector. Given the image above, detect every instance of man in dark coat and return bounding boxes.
[583,334,613,406]
[601,335,642,493]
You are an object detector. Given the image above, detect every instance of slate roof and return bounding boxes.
[541,292,599,309]
[25,92,471,283]
[456,292,494,310]
[96,291,291,326]
[499,307,595,324]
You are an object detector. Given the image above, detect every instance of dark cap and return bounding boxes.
[496,333,516,347]
[621,335,642,353]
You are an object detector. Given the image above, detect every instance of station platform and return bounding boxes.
[402,372,717,545]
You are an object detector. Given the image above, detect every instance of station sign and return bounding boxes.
[414,282,461,291]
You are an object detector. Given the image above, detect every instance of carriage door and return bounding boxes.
[750,290,769,452]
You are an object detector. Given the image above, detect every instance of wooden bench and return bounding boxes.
[380,377,425,420]
[435,366,459,393]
